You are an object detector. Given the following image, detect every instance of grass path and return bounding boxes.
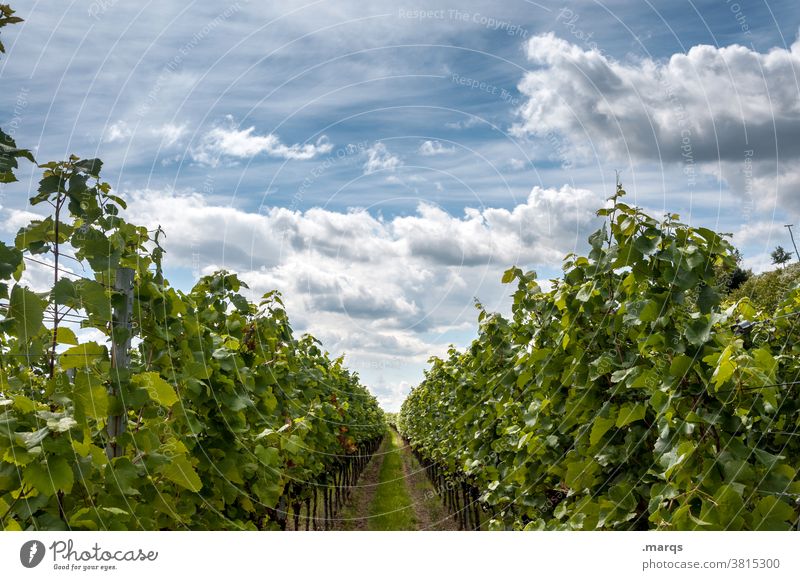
[367,428,418,530]
[336,428,457,531]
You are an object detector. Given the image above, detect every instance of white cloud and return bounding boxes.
[514,33,800,212]
[507,158,527,171]
[104,121,132,143]
[103,120,187,148]
[112,184,603,409]
[363,142,402,175]
[192,116,333,166]
[153,123,187,147]
[445,116,482,130]
[418,139,455,156]
[0,206,44,235]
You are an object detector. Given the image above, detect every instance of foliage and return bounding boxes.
[729,263,800,314]
[0,6,33,184]
[0,4,23,54]
[715,248,750,294]
[399,185,800,530]
[771,246,793,267]
[0,158,384,531]
[0,7,384,531]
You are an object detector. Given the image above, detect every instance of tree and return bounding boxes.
[717,247,751,293]
[771,245,793,267]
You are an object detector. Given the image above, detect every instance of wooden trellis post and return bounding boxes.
[106,267,134,460]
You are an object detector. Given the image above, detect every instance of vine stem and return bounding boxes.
[1,485,29,524]
[48,192,64,380]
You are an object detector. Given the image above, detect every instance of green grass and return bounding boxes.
[367,429,417,530]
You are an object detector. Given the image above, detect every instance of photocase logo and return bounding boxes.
[20,540,46,568]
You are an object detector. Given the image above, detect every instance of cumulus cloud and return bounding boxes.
[95,184,603,408]
[418,139,455,156]
[362,142,402,175]
[514,33,800,211]
[192,116,333,166]
[1,183,603,409]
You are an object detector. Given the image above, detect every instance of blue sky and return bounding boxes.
[2,0,800,409]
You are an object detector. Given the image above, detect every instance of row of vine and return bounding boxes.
[398,185,800,530]
[0,6,385,531]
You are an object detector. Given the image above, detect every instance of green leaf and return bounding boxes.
[75,279,111,319]
[749,496,795,530]
[106,457,140,495]
[158,454,201,492]
[23,456,74,495]
[752,348,777,378]
[589,414,616,446]
[501,267,521,284]
[0,240,22,280]
[74,158,103,177]
[633,232,660,256]
[685,316,713,346]
[710,484,744,528]
[52,278,111,320]
[616,403,646,428]
[255,445,280,468]
[697,284,720,314]
[46,415,78,432]
[59,342,106,370]
[710,345,736,389]
[55,326,78,345]
[668,355,693,378]
[131,372,179,407]
[283,434,304,455]
[15,427,49,449]
[8,284,45,342]
[575,283,594,303]
[588,226,607,249]
[73,372,109,421]
[0,128,34,183]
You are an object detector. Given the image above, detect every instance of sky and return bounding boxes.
[1,0,799,410]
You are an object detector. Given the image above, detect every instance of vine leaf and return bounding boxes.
[8,284,44,343]
[158,455,202,492]
[23,456,74,495]
[131,372,179,408]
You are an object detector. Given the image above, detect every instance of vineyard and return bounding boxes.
[398,186,800,530]
[0,150,385,530]
[0,6,386,532]
[3,5,800,534]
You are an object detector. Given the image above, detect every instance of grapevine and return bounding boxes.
[399,185,800,530]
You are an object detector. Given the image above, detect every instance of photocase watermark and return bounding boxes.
[19,539,158,571]
[5,86,29,139]
[545,130,573,169]
[397,8,528,38]
[137,2,244,118]
[19,540,46,569]
[555,7,608,58]
[726,0,752,35]
[424,476,459,501]
[348,357,410,371]
[451,72,519,105]
[292,140,370,208]
[87,0,119,20]
[660,75,697,187]
[0,86,29,204]
[741,149,755,223]
[190,173,215,278]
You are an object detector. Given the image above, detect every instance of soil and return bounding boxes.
[334,429,459,531]
[332,436,389,530]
